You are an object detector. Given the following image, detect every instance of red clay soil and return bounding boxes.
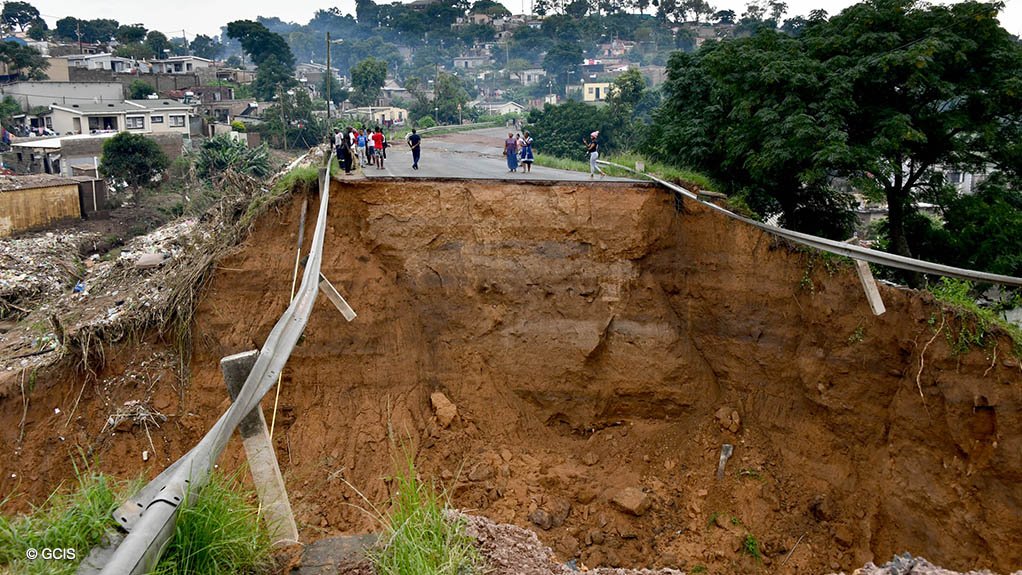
[2,179,1021,575]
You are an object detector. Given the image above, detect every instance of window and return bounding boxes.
[588,87,594,94]
[151,115,164,124]
[169,115,186,127]
[126,116,145,130]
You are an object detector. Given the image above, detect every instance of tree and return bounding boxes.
[99,133,170,197]
[115,24,147,44]
[527,100,619,159]
[471,0,511,16]
[542,42,583,86]
[26,18,46,40]
[114,43,154,60]
[195,134,271,180]
[128,80,156,99]
[1,1,39,32]
[804,0,1022,260]
[226,20,295,68]
[713,9,736,24]
[432,72,470,124]
[189,34,222,60]
[145,31,171,58]
[0,42,48,80]
[320,73,348,107]
[607,68,646,109]
[252,55,297,101]
[350,57,387,107]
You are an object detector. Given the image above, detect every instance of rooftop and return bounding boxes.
[0,174,82,192]
[126,99,194,110]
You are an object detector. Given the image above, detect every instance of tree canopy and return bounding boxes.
[1,1,39,31]
[226,20,295,68]
[350,57,388,107]
[100,133,170,195]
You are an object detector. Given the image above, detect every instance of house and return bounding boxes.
[47,99,193,135]
[0,82,124,112]
[149,56,215,75]
[0,174,82,236]
[473,101,525,115]
[638,65,667,87]
[598,39,636,58]
[582,82,612,102]
[510,68,547,86]
[62,53,142,73]
[454,55,490,70]
[216,68,257,85]
[381,79,408,103]
[343,106,409,126]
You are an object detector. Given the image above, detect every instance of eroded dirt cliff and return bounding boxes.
[2,179,1019,574]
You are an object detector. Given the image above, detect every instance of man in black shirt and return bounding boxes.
[407,129,422,170]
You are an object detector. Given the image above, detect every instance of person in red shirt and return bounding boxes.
[371,128,385,169]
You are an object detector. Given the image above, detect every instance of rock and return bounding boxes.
[549,498,572,527]
[577,484,599,504]
[715,406,741,433]
[558,535,580,557]
[468,464,493,482]
[582,452,600,466]
[500,448,512,462]
[811,495,835,522]
[610,487,650,516]
[586,528,605,545]
[834,524,854,548]
[529,508,553,530]
[430,392,458,428]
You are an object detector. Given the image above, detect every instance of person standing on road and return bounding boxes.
[366,127,376,166]
[520,130,534,173]
[356,129,367,167]
[504,132,519,173]
[339,127,354,175]
[585,131,605,178]
[372,127,385,169]
[407,128,421,170]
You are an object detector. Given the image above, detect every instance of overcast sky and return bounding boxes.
[31,0,1022,41]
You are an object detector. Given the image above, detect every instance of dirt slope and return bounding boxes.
[2,179,1019,574]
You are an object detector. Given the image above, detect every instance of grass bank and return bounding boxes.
[533,152,717,192]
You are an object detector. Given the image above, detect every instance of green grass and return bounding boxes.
[152,471,273,575]
[741,534,762,561]
[930,277,1022,354]
[0,468,127,575]
[0,467,272,575]
[690,565,708,574]
[532,152,718,192]
[367,457,484,575]
[272,165,321,196]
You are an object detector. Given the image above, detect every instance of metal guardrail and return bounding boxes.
[598,160,1022,288]
[91,151,335,574]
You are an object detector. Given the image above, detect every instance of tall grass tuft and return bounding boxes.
[152,470,273,575]
[532,152,719,192]
[368,457,483,575]
[0,468,126,575]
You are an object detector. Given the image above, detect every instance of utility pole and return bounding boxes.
[434,62,439,125]
[278,85,287,152]
[76,21,82,54]
[182,30,189,55]
[325,32,332,123]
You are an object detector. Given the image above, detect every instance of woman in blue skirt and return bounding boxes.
[504,132,519,172]
[519,131,534,173]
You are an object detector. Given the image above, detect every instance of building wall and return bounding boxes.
[66,68,202,96]
[0,81,124,112]
[582,82,612,102]
[0,184,81,237]
[47,58,70,81]
[147,110,190,134]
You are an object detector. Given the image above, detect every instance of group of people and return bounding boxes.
[503,131,535,173]
[333,126,389,175]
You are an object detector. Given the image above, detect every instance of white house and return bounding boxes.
[473,101,525,115]
[63,53,141,73]
[47,99,193,135]
[149,56,215,75]
[511,68,546,86]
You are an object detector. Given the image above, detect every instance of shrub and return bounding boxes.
[195,134,271,180]
[230,120,247,133]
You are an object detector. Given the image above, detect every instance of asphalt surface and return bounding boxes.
[346,126,636,182]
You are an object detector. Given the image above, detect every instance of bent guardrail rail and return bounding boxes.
[598,160,1022,288]
[88,151,335,574]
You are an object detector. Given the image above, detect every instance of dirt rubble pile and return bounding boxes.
[1,177,1020,575]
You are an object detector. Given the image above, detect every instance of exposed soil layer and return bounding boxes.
[2,179,1020,574]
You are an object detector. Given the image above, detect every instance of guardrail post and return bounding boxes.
[853,259,886,316]
[221,350,300,546]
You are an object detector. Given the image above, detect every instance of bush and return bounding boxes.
[195,134,271,180]
[415,116,437,129]
[230,120,247,133]
[100,132,170,195]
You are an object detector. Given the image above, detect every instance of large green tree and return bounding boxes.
[145,31,171,57]
[1,1,39,31]
[804,0,1022,259]
[189,34,223,60]
[226,20,295,68]
[350,57,387,107]
[115,24,147,44]
[100,133,170,198]
[252,55,297,101]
